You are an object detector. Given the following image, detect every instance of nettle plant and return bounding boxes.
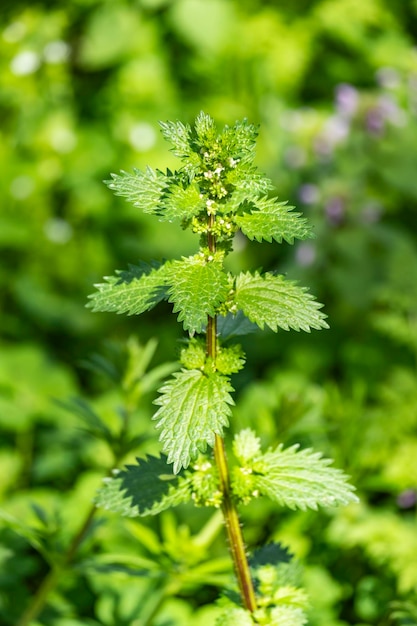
[88,113,358,625]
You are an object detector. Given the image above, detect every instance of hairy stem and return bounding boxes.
[214,432,258,612]
[206,215,257,613]
[207,317,257,613]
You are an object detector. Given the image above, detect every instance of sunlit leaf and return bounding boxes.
[235,197,312,244]
[105,167,168,215]
[153,369,234,473]
[164,256,229,333]
[87,261,169,316]
[234,272,328,332]
[253,443,359,511]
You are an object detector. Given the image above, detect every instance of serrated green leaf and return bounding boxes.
[164,256,230,333]
[217,311,259,338]
[250,543,293,570]
[105,167,168,215]
[162,181,206,221]
[225,167,273,205]
[235,197,312,244]
[159,119,192,158]
[153,369,233,473]
[95,455,192,517]
[216,608,254,626]
[269,605,308,626]
[194,111,218,147]
[234,272,329,333]
[220,118,259,165]
[87,261,168,316]
[233,428,262,463]
[191,113,258,164]
[253,444,359,511]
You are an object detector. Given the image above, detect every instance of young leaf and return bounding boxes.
[253,444,359,511]
[87,262,168,316]
[162,181,206,222]
[95,455,192,517]
[234,272,329,332]
[105,167,167,215]
[159,119,192,158]
[235,197,312,244]
[164,256,230,333]
[225,167,274,208]
[220,118,259,165]
[216,608,254,626]
[269,605,308,626]
[194,111,218,148]
[153,369,234,473]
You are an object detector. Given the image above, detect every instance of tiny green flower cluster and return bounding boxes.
[190,458,222,508]
[180,337,245,375]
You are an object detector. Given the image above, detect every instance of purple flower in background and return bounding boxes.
[397,489,417,509]
[365,106,385,135]
[336,83,359,118]
[298,183,320,205]
[366,94,405,135]
[314,114,350,158]
[325,196,345,225]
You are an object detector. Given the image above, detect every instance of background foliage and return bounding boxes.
[1,0,417,624]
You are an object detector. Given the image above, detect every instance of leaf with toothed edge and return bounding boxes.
[252,443,359,511]
[95,455,192,517]
[234,271,329,333]
[164,256,230,333]
[235,197,312,244]
[105,167,168,215]
[153,369,234,473]
[87,261,169,316]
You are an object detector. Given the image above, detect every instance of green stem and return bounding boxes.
[214,432,258,613]
[207,317,257,613]
[16,566,62,626]
[206,214,257,613]
[16,503,98,626]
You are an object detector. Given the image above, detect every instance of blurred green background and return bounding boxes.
[1,1,417,625]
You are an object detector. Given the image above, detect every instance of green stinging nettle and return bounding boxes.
[88,112,358,625]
